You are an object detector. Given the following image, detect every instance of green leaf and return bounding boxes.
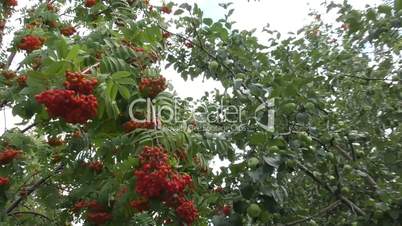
[112,71,131,80]
[118,85,131,100]
[250,133,266,145]
[174,9,184,15]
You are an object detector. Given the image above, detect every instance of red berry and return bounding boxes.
[87,161,103,173]
[84,0,97,8]
[61,25,76,37]
[5,0,17,7]
[17,75,27,87]
[0,176,10,186]
[47,137,64,146]
[185,41,194,48]
[161,5,172,14]
[223,205,231,216]
[2,70,16,80]
[162,31,172,39]
[0,148,22,165]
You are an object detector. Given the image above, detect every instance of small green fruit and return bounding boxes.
[247,157,259,169]
[236,73,246,79]
[343,164,353,173]
[304,102,315,111]
[247,203,262,218]
[208,61,219,71]
[269,146,280,153]
[341,187,350,194]
[285,159,296,169]
[282,103,297,114]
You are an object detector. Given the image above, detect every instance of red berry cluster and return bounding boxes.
[17,75,27,87]
[86,160,103,173]
[161,5,172,14]
[2,70,16,80]
[64,71,98,95]
[73,200,112,225]
[47,3,56,12]
[0,176,10,186]
[176,199,199,225]
[36,71,98,124]
[122,120,159,133]
[47,137,64,147]
[139,76,167,98]
[36,90,98,124]
[132,146,198,225]
[85,0,97,7]
[129,198,149,212]
[0,148,22,165]
[5,0,17,7]
[17,35,45,52]
[60,25,76,37]
[0,20,6,31]
[162,31,172,39]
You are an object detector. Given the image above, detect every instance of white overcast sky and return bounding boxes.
[1,0,382,131]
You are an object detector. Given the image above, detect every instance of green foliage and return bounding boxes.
[0,0,401,225]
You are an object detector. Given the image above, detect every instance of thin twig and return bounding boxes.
[81,62,100,74]
[21,123,37,133]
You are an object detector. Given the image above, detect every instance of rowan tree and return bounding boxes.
[0,0,401,226]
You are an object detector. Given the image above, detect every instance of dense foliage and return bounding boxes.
[0,0,401,225]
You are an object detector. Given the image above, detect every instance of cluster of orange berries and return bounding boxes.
[122,120,159,133]
[132,146,198,225]
[64,71,98,95]
[73,200,112,225]
[0,148,22,188]
[17,35,45,52]
[5,0,17,7]
[47,137,64,147]
[35,71,98,124]
[85,160,103,173]
[60,25,76,37]
[85,0,97,8]
[0,148,22,165]
[2,70,16,80]
[139,76,167,98]
[161,5,172,14]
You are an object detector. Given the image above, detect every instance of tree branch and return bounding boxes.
[5,164,64,214]
[21,123,37,133]
[8,211,51,222]
[284,200,341,226]
[297,162,366,216]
